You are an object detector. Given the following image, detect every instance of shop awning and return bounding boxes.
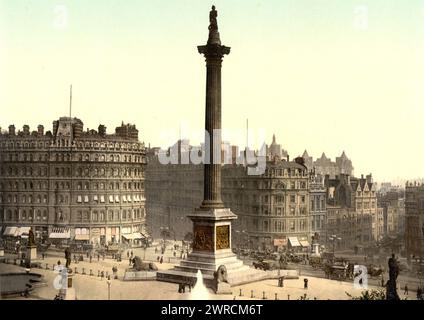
[16,227,31,236]
[74,234,90,241]
[299,240,310,248]
[3,226,18,236]
[288,237,301,247]
[122,233,144,240]
[122,234,135,240]
[49,227,71,239]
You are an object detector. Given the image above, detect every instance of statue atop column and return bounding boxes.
[386,254,400,300]
[209,5,218,31]
[28,228,36,247]
[207,5,221,45]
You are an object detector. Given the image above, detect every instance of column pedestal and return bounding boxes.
[157,208,268,289]
[25,245,37,267]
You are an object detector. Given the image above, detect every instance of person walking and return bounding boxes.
[304,278,308,289]
[404,284,409,295]
[160,256,163,264]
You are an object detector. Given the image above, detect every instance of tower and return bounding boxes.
[156,6,266,288]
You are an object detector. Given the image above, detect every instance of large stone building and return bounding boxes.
[377,188,405,237]
[303,151,353,178]
[405,182,424,260]
[146,138,312,251]
[309,173,327,239]
[0,117,146,247]
[325,174,383,249]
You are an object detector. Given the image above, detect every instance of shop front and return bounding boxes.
[48,227,71,247]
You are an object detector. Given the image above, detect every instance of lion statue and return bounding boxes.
[214,265,228,283]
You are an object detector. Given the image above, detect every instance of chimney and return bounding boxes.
[287,154,290,161]
[366,174,373,184]
[98,125,106,136]
[37,125,44,135]
[361,174,364,180]
[23,125,30,134]
[8,125,15,135]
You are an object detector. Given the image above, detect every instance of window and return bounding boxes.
[290,195,296,203]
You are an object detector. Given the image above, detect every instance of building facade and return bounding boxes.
[0,117,146,247]
[309,173,327,239]
[146,138,311,251]
[303,151,354,178]
[405,182,424,259]
[325,174,383,249]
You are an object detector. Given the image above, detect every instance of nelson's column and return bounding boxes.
[157,6,266,289]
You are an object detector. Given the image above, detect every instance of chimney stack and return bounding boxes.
[8,125,15,135]
[37,125,44,135]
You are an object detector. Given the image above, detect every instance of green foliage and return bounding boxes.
[346,289,386,300]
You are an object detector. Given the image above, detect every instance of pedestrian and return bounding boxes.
[417,287,423,300]
[89,255,92,263]
[160,256,163,264]
[131,250,133,257]
[404,284,409,295]
[129,257,132,266]
[304,278,308,289]
[97,254,100,262]
[173,251,176,257]
[381,275,385,287]
[127,251,130,258]
[157,256,160,262]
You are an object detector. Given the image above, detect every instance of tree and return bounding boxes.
[346,289,386,300]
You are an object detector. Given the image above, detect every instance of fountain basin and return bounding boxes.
[0,272,45,297]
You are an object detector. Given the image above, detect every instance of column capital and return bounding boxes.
[197,43,231,58]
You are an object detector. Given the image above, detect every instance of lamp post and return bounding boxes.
[328,235,341,256]
[107,276,111,300]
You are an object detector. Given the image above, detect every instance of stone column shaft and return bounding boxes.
[203,57,223,207]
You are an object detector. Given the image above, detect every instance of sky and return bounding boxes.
[1,0,424,183]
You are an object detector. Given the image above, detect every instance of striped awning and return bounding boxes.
[288,237,301,247]
[299,240,310,248]
[3,227,18,236]
[16,227,31,236]
[49,227,71,239]
[122,233,144,240]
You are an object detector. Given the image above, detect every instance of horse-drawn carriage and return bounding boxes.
[323,262,354,280]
